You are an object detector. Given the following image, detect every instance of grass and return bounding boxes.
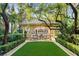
[12,41,68,56]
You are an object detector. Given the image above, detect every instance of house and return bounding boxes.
[20,19,60,40]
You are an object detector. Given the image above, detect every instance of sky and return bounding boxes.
[67,6,73,18]
[8,3,19,14]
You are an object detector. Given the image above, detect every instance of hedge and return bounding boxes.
[8,33,23,42]
[0,39,25,55]
[56,39,79,55]
[0,33,23,44]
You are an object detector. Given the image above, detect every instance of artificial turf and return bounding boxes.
[12,41,68,56]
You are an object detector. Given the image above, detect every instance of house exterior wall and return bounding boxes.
[21,23,55,40]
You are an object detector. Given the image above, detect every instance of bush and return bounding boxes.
[0,29,4,35]
[0,33,23,44]
[0,35,4,45]
[56,39,79,55]
[66,42,79,55]
[8,33,23,42]
[0,33,25,55]
[0,39,25,55]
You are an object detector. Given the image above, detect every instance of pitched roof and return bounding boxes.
[21,19,58,25]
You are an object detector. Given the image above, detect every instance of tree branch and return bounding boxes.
[44,14,52,26]
[2,3,8,12]
[38,19,51,29]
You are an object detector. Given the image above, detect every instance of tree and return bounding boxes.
[33,3,68,30]
[0,4,9,44]
[67,3,79,34]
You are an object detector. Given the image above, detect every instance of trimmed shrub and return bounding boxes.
[8,33,23,42]
[0,33,23,44]
[0,35,3,45]
[0,39,25,55]
[56,39,79,55]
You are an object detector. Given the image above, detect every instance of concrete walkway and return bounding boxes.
[52,40,77,56]
[3,40,28,56]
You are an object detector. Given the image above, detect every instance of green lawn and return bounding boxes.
[12,42,68,56]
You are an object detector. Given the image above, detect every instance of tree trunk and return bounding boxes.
[67,3,78,34]
[1,12,9,44]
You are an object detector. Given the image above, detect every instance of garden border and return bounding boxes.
[52,40,77,56]
[3,40,28,56]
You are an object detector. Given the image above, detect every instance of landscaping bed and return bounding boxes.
[0,39,25,55]
[0,33,25,55]
[56,38,79,55]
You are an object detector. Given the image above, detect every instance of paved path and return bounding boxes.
[52,40,77,56]
[3,40,28,56]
